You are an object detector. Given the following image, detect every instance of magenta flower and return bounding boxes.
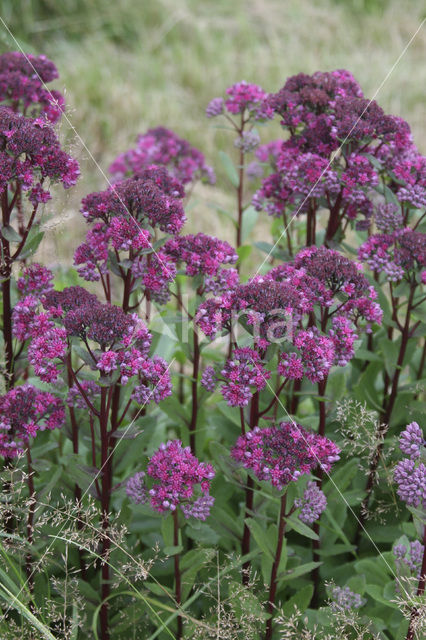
[225,81,272,120]
[0,51,64,122]
[0,385,64,457]
[109,127,215,186]
[81,174,186,234]
[0,107,79,198]
[231,422,340,491]
[17,264,53,296]
[164,233,238,278]
[134,440,215,517]
[28,326,67,382]
[219,348,271,407]
[359,229,426,281]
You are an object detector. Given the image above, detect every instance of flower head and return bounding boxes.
[0,385,64,457]
[295,481,327,524]
[231,422,340,491]
[109,128,215,186]
[145,440,215,517]
[0,51,64,122]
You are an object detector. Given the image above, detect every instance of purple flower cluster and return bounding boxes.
[293,328,335,383]
[132,252,177,304]
[231,422,340,491]
[359,229,426,282]
[216,347,271,407]
[196,246,380,387]
[126,440,215,519]
[252,69,421,234]
[394,422,425,509]
[206,81,272,122]
[80,172,186,234]
[17,263,53,296]
[295,481,327,524]
[0,385,64,457]
[393,540,424,594]
[164,233,238,278]
[75,168,188,298]
[0,51,64,122]
[374,203,404,233]
[109,127,215,186]
[126,471,148,505]
[0,107,79,202]
[329,586,365,612]
[399,422,424,459]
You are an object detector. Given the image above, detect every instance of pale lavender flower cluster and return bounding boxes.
[126,471,148,505]
[295,481,327,524]
[394,422,425,509]
[329,586,365,612]
[393,540,424,593]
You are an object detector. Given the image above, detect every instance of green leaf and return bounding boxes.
[278,560,322,581]
[236,244,252,264]
[241,205,258,242]
[254,241,282,258]
[180,548,216,600]
[20,231,45,259]
[161,514,174,547]
[364,584,399,609]
[185,521,219,545]
[244,518,274,559]
[282,584,314,616]
[378,337,399,378]
[210,506,241,541]
[208,203,238,228]
[353,348,383,362]
[286,513,319,540]
[163,545,183,556]
[218,151,239,188]
[354,558,390,585]
[1,225,21,243]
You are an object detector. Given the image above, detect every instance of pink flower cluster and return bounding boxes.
[0,51,64,122]
[17,264,54,296]
[126,440,215,518]
[206,81,272,122]
[80,172,186,234]
[231,422,340,491]
[0,107,79,201]
[75,167,188,298]
[358,229,426,282]
[164,233,238,278]
[252,69,420,233]
[202,347,271,407]
[293,328,335,383]
[196,246,381,386]
[0,385,64,457]
[109,126,215,186]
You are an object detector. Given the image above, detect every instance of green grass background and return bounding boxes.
[0,0,424,264]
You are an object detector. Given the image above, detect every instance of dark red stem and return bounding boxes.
[242,392,259,584]
[264,493,287,640]
[173,510,183,639]
[188,330,200,454]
